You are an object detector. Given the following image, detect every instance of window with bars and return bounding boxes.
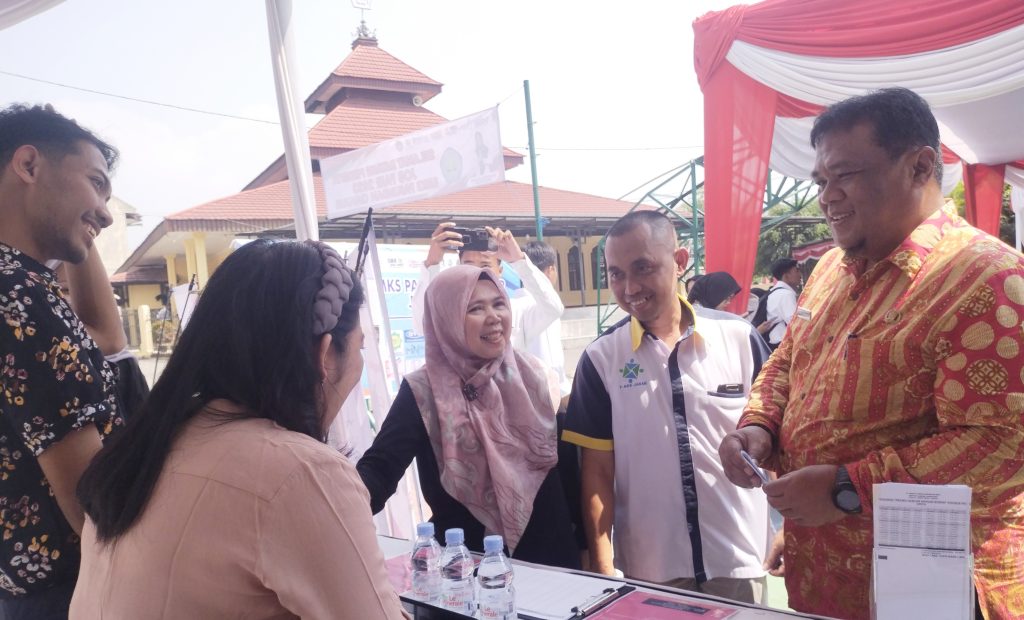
[567,246,583,291]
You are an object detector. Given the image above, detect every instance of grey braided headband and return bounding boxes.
[307,241,355,336]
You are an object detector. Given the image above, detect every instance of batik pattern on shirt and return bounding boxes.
[740,206,1024,620]
[0,243,120,596]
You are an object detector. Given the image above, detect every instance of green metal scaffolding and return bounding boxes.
[594,156,818,333]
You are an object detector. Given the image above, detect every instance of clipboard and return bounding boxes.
[516,585,635,620]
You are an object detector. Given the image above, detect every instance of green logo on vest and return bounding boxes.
[620,358,644,385]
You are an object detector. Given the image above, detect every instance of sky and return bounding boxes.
[0,0,748,251]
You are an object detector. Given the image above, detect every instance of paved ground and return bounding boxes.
[135,353,169,388]
[766,574,789,610]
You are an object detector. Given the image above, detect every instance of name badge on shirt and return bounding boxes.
[715,383,744,395]
[796,307,812,321]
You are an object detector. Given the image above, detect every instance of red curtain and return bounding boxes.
[962,164,1006,236]
[702,62,777,315]
[694,0,1024,84]
[692,0,1024,314]
[941,145,962,165]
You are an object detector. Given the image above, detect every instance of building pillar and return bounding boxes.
[183,238,197,286]
[164,254,177,288]
[192,233,209,289]
[138,304,154,357]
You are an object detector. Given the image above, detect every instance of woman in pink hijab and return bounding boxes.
[357,265,581,568]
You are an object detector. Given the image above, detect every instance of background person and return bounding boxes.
[522,240,571,405]
[72,240,405,619]
[764,258,801,350]
[687,271,741,311]
[411,223,563,360]
[358,265,581,569]
[0,104,124,619]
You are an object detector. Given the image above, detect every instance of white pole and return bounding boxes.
[264,0,319,241]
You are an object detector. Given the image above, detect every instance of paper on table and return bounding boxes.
[513,563,624,620]
[872,483,973,620]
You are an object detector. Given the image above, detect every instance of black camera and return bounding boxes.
[450,226,493,251]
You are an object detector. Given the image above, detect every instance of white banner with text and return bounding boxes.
[321,106,505,218]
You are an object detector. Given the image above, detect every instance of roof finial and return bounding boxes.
[354,18,374,39]
[351,0,376,45]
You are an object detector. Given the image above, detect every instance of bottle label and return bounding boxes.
[478,602,514,619]
[440,587,474,613]
[410,574,439,601]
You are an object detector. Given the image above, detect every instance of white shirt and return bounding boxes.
[766,280,798,345]
[563,300,772,583]
[411,258,570,397]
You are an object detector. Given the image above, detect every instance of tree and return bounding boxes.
[754,200,831,278]
[949,182,1017,249]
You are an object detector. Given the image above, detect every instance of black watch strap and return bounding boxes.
[832,465,862,514]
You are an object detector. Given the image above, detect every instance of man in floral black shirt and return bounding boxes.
[0,104,125,618]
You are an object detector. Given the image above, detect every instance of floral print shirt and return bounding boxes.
[740,206,1024,620]
[0,242,120,597]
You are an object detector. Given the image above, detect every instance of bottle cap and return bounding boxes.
[483,535,504,553]
[416,522,435,538]
[444,528,465,546]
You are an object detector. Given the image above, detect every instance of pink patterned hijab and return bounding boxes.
[405,265,557,553]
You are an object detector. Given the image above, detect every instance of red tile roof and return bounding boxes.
[332,40,441,87]
[308,96,449,151]
[109,265,166,284]
[169,179,327,222]
[305,38,444,112]
[169,176,639,223]
[390,181,638,218]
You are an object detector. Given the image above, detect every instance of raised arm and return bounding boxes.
[489,227,563,337]
[63,245,127,354]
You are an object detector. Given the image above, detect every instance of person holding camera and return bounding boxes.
[411,222,564,370]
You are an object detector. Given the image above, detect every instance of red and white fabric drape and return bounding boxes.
[694,0,1024,312]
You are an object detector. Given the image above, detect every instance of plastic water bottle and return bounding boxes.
[439,528,476,615]
[409,522,442,604]
[476,535,515,620]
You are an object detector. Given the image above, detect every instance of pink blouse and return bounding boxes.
[71,413,407,619]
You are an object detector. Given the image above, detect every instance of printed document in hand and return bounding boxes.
[872,483,973,620]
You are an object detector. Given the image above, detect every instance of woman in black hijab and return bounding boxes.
[687,271,741,311]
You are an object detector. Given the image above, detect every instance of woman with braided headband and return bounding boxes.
[358,265,581,569]
[71,240,406,619]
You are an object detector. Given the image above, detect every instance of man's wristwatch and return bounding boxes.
[831,465,862,514]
